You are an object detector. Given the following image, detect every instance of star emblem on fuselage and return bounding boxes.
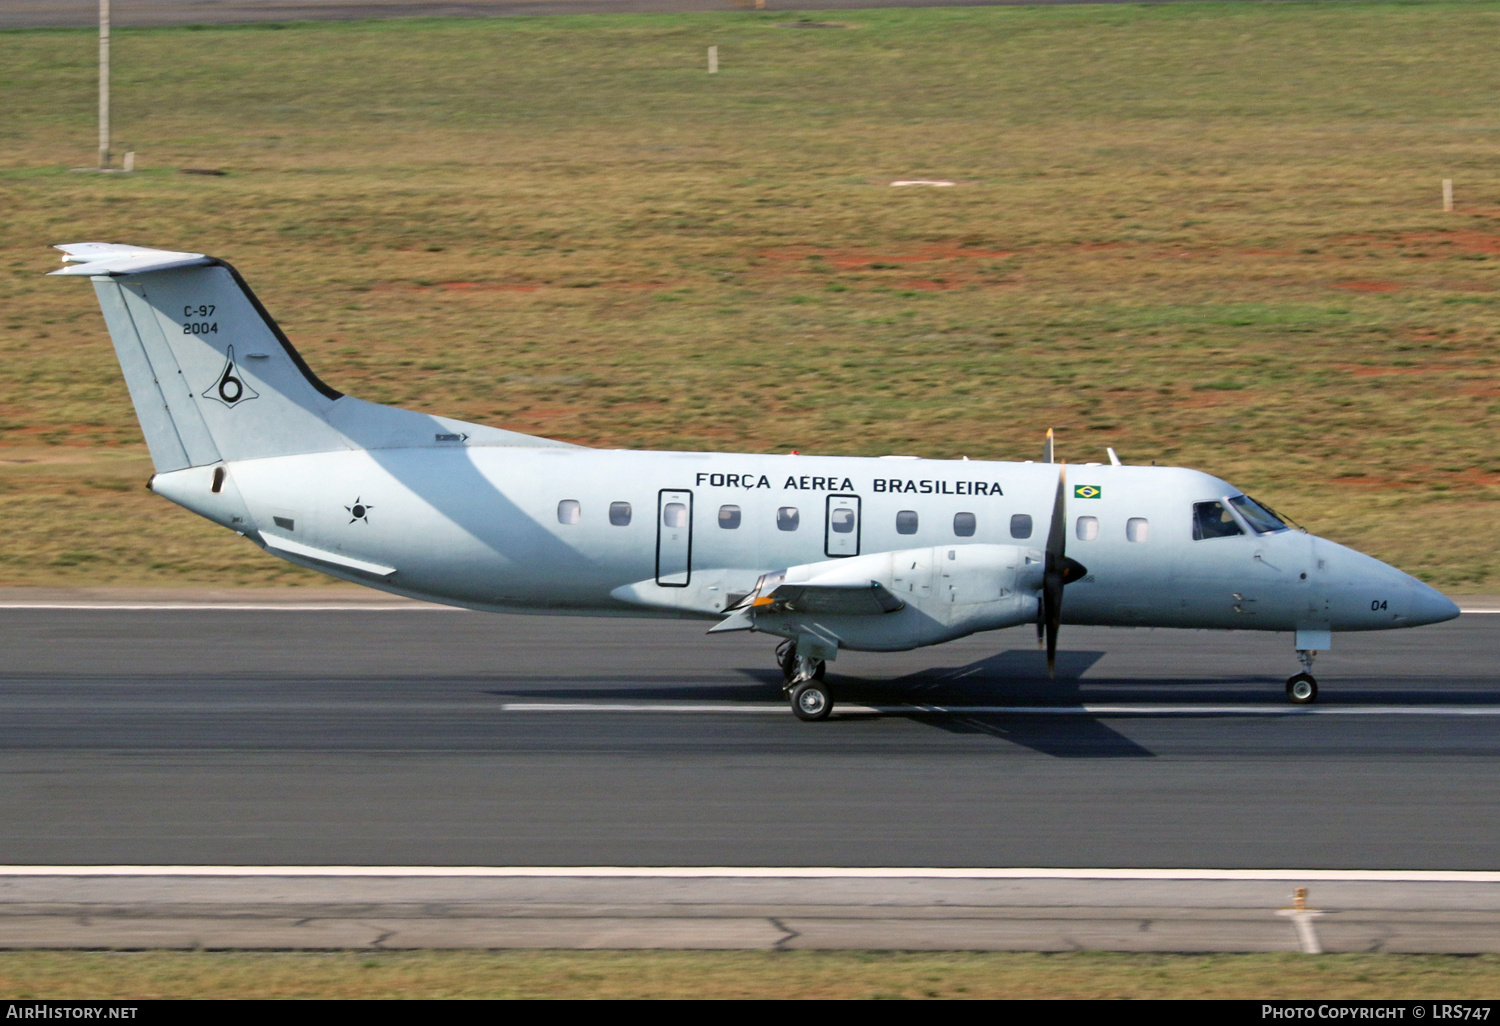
[345,497,373,524]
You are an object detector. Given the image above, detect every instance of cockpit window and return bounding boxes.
[1229,494,1288,534]
[1193,500,1244,540]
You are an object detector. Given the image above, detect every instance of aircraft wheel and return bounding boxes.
[791,679,833,721]
[1286,672,1318,705]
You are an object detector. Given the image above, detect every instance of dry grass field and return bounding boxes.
[2,949,1500,999]
[2,3,1499,588]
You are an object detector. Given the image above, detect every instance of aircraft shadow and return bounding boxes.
[489,648,1157,758]
[826,649,1154,758]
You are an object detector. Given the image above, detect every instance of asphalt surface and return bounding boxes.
[0,607,1495,869]
[0,0,1293,31]
[6,872,1500,951]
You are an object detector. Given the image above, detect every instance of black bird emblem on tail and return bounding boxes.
[203,345,259,408]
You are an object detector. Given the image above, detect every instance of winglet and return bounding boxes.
[50,242,211,277]
[1043,428,1054,464]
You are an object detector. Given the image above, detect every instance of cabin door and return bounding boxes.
[825,494,862,557]
[656,489,693,586]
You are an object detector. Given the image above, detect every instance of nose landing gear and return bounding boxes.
[777,640,830,721]
[1286,649,1318,704]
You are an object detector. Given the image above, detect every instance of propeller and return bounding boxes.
[1038,463,1088,677]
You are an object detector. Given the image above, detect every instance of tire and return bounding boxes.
[1286,672,1318,705]
[791,680,833,721]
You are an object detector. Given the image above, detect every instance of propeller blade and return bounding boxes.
[1042,428,1054,464]
[1042,466,1066,676]
[1045,464,1068,565]
[1044,576,1061,676]
[1038,465,1089,677]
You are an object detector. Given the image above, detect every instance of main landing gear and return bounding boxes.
[1286,649,1318,705]
[777,640,831,722]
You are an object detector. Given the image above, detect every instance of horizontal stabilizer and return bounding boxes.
[761,581,905,617]
[50,243,210,277]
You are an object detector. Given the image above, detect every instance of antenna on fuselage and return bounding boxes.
[1106,447,1122,466]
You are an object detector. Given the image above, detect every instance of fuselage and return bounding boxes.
[149,444,1459,644]
[50,244,1461,675]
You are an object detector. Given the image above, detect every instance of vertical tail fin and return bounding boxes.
[54,244,344,471]
[53,243,569,472]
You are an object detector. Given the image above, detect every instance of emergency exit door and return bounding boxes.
[656,489,693,586]
[825,494,862,557]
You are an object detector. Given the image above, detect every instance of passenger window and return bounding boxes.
[777,507,800,531]
[1010,514,1033,539]
[609,502,632,526]
[953,512,976,537]
[1075,515,1099,541]
[718,504,741,529]
[557,499,580,525]
[896,510,919,535]
[830,506,856,534]
[1193,500,1244,540]
[663,502,687,529]
[1126,517,1149,542]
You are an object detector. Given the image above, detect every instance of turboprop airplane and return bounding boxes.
[50,242,1460,720]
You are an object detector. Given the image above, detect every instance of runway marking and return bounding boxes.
[0,603,456,611]
[1,866,1499,882]
[0,602,1487,613]
[502,702,1500,717]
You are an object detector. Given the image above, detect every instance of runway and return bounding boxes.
[0,605,1496,870]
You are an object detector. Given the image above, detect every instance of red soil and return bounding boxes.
[759,244,1017,269]
[1332,280,1400,292]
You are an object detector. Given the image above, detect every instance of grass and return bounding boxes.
[2,950,1500,999]
[2,3,1500,588]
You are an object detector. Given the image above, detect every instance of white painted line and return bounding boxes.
[0,604,457,611]
[506,703,790,714]
[0,866,1498,882]
[5,603,1492,615]
[502,702,1500,717]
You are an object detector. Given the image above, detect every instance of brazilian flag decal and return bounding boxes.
[1073,484,1102,499]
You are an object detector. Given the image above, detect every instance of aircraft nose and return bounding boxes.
[1407,579,1461,626]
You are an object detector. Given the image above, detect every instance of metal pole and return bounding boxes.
[98,0,110,169]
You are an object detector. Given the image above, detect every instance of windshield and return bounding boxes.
[1229,494,1288,534]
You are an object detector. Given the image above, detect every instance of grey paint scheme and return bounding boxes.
[56,244,1459,656]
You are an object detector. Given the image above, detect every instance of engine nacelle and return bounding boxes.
[750,544,1044,653]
